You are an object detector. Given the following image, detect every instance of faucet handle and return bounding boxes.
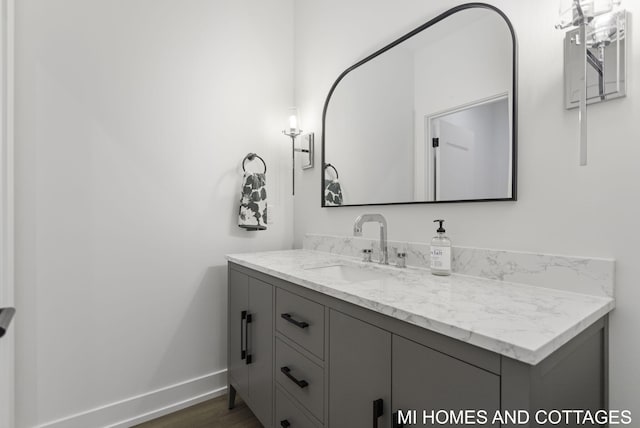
[393,247,407,268]
[362,248,373,263]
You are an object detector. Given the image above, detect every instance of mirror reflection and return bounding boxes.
[322,5,516,206]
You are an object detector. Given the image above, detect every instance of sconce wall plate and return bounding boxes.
[556,0,628,165]
[299,133,314,170]
[564,10,627,109]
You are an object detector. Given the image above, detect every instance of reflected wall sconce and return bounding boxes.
[556,0,627,166]
[283,107,314,195]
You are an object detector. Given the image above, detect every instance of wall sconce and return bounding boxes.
[283,107,314,195]
[556,0,627,166]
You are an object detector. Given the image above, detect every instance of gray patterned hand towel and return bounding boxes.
[324,179,343,206]
[238,172,267,230]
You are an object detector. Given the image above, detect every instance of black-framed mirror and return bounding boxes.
[321,3,517,207]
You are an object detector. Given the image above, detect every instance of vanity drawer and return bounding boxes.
[276,288,325,359]
[275,337,324,422]
[276,387,320,428]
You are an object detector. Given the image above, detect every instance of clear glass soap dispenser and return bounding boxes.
[430,219,451,276]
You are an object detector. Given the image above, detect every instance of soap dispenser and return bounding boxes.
[430,219,451,276]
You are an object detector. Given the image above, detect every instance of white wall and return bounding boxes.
[15,1,293,426]
[294,0,640,418]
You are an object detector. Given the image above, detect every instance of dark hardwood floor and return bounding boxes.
[132,394,262,428]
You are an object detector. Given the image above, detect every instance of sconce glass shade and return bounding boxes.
[284,107,302,137]
[591,0,621,15]
[557,0,621,28]
[587,12,625,47]
[557,0,594,28]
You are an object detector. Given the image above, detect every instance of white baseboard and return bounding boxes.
[36,369,228,428]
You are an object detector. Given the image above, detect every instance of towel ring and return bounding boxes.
[242,153,267,174]
[324,163,339,179]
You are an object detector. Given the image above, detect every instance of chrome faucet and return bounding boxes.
[353,214,388,265]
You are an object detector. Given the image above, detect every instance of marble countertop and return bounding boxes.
[226,249,614,365]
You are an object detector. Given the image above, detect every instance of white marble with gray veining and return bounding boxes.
[226,249,614,365]
[303,234,615,298]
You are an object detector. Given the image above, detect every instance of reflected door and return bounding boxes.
[436,120,476,201]
[428,95,511,201]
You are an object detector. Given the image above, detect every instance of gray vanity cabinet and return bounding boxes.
[228,262,608,428]
[329,309,392,428]
[227,269,274,428]
[392,335,500,427]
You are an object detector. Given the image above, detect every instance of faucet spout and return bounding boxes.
[353,214,388,265]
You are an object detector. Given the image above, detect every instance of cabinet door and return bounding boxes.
[228,269,249,398]
[329,309,391,428]
[392,335,500,428]
[248,277,274,427]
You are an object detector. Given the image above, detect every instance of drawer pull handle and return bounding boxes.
[373,398,384,428]
[281,366,309,388]
[281,313,309,329]
[280,420,291,428]
[245,313,253,365]
[240,311,247,360]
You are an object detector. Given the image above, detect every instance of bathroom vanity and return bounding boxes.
[226,249,614,428]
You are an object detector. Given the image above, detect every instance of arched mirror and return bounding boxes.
[322,3,517,207]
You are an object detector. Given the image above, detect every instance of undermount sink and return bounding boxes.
[304,264,392,282]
